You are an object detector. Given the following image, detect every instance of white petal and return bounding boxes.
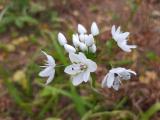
[72,73,84,86]
[110,67,125,74]
[111,25,116,36]
[120,32,130,39]
[101,74,108,88]
[58,32,67,46]
[83,70,90,82]
[79,34,85,42]
[78,24,87,34]
[78,52,87,62]
[64,44,76,53]
[39,66,53,77]
[69,52,87,63]
[112,77,120,91]
[107,73,115,88]
[128,45,137,48]
[84,34,89,42]
[89,44,96,53]
[69,52,81,63]
[112,34,118,42]
[126,69,136,75]
[86,59,97,72]
[79,42,88,51]
[39,67,50,77]
[72,34,80,47]
[118,42,137,52]
[39,66,55,84]
[116,26,121,33]
[85,34,94,47]
[91,22,99,36]
[117,42,132,52]
[64,64,81,75]
[42,51,55,66]
[45,70,55,85]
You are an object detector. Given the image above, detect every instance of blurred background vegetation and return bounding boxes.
[0,0,160,120]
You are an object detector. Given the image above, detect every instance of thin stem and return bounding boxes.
[41,64,67,68]
[55,64,67,68]
[89,110,137,119]
[90,77,103,95]
[90,77,116,99]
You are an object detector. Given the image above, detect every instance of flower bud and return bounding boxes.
[79,42,88,51]
[58,32,67,46]
[85,34,94,47]
[91,22,99,36]
[72,34,80,48]
[79,34,85,42]
[89,44,96,53]
[78,24,87,34]
[64,44,76,53]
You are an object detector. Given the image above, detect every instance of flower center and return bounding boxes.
[80,64,87,70]
[71,63,87,75]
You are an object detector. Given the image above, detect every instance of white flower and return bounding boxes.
[85,34,94,47]
[91,22,99,36]
[64,44,76,53]
[102,67,136,90]
[64,52,97,86]
[39,51,56,85]
[111,25,137,52]
[78,24,87,34]
[89,44,96,53]
[72,34,80,48]
[79,34,85,42]
[79,42,88,51]
[58,32,67,46]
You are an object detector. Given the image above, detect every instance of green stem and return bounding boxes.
[114,96,128,109]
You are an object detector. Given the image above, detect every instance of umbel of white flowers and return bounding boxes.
[57,21,99,53]
[39,22,137,91]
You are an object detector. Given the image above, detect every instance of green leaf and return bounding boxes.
[140,102,160,120]
[146,51,157,60]
[40,85,92,117]
[15,15,38,28]
[5,79,32,115]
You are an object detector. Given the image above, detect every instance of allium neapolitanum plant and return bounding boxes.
[39,22,137,91]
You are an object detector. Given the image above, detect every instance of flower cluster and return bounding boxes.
[57,22,99,53]
[39,22,137,91]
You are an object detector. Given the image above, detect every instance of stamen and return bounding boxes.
[118,77,122,84]
[40,65,48,68]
